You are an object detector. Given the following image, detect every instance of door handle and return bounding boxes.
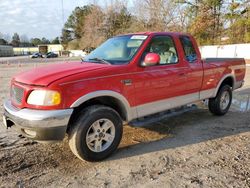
[121,79,132,86]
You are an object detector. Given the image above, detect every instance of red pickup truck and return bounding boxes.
[3,32,246,161]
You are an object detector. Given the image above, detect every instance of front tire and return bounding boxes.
[208,85,232,116]
[68,105,123,161]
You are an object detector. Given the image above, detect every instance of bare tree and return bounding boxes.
[133,0,182,31]
[20,34,29,43]
[79,5,105,49]
[61,0,250,47]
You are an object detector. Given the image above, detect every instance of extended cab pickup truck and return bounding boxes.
[3,32,246,161]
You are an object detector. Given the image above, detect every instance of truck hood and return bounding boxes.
[14,62,108,86]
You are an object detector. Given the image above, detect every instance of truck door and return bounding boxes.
[179,36,203,95]
[133,35,188,117]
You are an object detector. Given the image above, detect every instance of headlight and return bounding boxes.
[27,90,61,106]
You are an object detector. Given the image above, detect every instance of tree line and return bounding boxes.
[0,32,60,47]
[61,0,249,50]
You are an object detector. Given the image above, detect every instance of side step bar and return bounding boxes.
[129,104,197,127]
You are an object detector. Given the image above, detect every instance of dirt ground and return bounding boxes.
[0,60,249,188]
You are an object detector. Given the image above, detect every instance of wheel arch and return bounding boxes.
[214,74,235,97]
[70,90,136,123]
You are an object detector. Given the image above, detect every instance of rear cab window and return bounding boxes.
[179,36,197,63]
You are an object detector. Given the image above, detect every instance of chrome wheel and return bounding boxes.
[86,119,115,152]
[220,90,230,110]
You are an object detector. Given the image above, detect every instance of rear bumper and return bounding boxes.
[3,100,73,142]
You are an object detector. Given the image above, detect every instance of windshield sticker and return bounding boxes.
[131,35,148,40]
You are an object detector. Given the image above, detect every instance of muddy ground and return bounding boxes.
[0,60,249,188]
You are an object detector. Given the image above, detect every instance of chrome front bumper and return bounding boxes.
[3,100,73,142]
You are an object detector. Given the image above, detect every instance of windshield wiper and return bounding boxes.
[88,58,111,65]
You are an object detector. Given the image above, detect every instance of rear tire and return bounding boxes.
[208,85,232,116]
[68,105,123,161]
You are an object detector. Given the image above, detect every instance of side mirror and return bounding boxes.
[142,53,160,67]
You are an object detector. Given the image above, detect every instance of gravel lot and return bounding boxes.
[0,59,249,188]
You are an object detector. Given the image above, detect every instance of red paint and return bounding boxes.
[144,53,161,66]
[10,32,246,110]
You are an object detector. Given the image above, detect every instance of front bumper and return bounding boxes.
[3,100,73,142]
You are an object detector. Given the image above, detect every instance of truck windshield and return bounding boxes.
[84,35,148,65]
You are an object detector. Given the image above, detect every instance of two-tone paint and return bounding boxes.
[2,32,245,142]
[11,32,245,123]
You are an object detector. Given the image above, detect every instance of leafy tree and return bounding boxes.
[30,38,42,46]
[61,28,73,47]
[0,33,9,45]
[60,0,250,47]
[61,5,93,47]
[51,37,60,44]
[41,37,50,44]
[2,34,11,43]
[0,38,8,45]
[225,0,250,43]
[11,33,20,47]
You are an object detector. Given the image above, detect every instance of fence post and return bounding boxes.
[234,45,237,58]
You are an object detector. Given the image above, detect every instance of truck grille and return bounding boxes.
[11,85,24,105]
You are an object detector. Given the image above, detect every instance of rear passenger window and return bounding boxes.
[145,36,178,65]
[180,36,197,63]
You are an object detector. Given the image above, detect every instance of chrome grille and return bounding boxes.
[11,85,24,105]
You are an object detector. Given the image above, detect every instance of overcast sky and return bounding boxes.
[0,0,132,40]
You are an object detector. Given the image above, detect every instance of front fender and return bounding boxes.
[70,90,137,121]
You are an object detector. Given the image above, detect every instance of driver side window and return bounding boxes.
[145,36,178,65]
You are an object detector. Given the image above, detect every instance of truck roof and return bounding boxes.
[117,31,191,37]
